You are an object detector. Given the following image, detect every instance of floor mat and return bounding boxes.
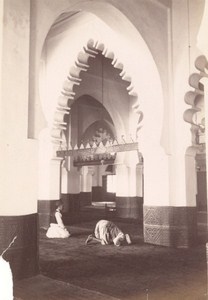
[39,220,207,300]
[14,274,119,300]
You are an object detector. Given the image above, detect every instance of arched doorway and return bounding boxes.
[37,3,166,245]
[50,49,144,225]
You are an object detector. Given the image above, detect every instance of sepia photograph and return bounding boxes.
[0,0,208,299]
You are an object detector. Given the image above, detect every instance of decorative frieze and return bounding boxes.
[143,206,197,247]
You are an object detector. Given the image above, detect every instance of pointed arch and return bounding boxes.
[51,39,142,145]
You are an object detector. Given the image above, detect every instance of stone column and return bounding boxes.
[38,129,63,229]
[61,161,81,224]
[0,0,39,279]
[143,0,202,248]
[197,0,208,217]
[197,0,208,290]
[80,166,93,206]
[115,151,142,220]
[38,157,62,229]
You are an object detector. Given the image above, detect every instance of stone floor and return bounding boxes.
[14,219,208,300]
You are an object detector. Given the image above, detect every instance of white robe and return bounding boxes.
[94,220,125,246]
[46,210,70,238]
[0,256,13,300]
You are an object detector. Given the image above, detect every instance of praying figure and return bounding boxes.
[85,219,132,246]
[46,200,70,238]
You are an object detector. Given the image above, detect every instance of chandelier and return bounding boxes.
[57,135,138,166]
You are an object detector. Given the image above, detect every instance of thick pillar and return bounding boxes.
[61,163,81,224]
[200,77,208,236]
[38,129,62,229]
[143,146,173,246]
[115,152,142,220]
[143,149,197,247]
[91,165,103,203]
[141,105,197,247]
[79,166,93,206]
[197,0,208,289]
[144,0,200,247]
[38,157,62,229]
[197,0,208,212]
[0,0,39,279]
